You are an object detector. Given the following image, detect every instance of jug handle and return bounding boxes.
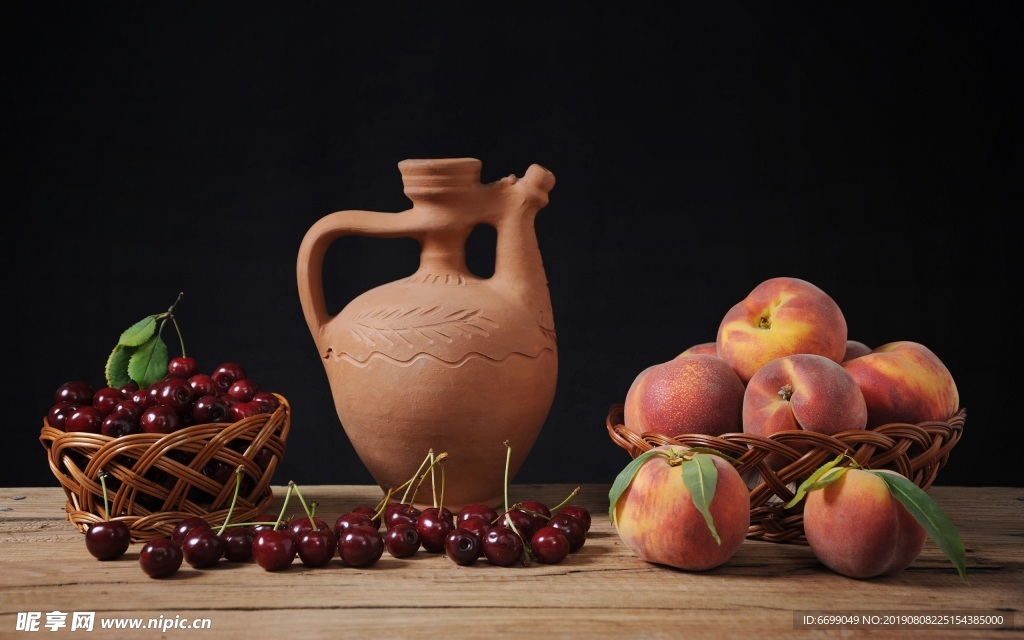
[296,209,423,340]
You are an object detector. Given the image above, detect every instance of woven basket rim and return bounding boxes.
[606,402,965,544]
[39,393,291,542]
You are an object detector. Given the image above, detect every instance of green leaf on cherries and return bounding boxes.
[681,454,720,545]
[105,344,135,389]
[118,314,159,347]
[608,449,664,524]
[785,453,850,509]
[128,335,169,388]
[869,470,968,583]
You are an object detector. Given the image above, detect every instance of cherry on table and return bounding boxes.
[416,508,456,553]
[182,526,225,568]
[85,520,131,560]
[547,513,586,553]
[350,505,380,530]
[338,525,384,567]
[385,503,421,530]
[556,505,592,532]
[502,509,536,543]
[298,528,337,568]
[531,526,570,564]
[220,526,255,562]
[252,529,297,571]
[172,516,212,546]
[140,538,183,578]
[290,515,330,540]
[445,528,481,566]
[334,511,374,540]
[482,526,524,567]
[384,522,420,558]
[457,503,498,525]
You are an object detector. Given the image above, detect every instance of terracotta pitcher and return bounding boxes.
[297,158,558,509]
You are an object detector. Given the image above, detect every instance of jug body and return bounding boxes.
[297,158,558,508]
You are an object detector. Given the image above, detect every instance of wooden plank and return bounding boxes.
[0,485,1020,638]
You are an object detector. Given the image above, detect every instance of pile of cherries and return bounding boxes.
[86,480,592,578]
[46,357,281,437]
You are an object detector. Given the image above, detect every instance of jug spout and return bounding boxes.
[492,164,556,313]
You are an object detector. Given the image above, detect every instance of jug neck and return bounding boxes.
[400,158,482,202]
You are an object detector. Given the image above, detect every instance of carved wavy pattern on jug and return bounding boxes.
[322,346,556,369]
[349,306,499,348]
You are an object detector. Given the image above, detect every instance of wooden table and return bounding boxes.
[0,484,1020,638]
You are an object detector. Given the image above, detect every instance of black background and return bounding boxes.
[5,2,1020,490]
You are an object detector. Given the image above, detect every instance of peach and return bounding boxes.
[678,342,718,357]
[624,354,745,438]
[803,468,926,579]
[612,445,750,571]
[842,339,872,362]
[717,277,848,383]
[841,341,959,428]
[743,354,867,467]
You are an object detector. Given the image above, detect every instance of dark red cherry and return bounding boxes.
[139,537,183,578]
[501,509,536,542]
[289,515,330,540]
[557,505,592,532]
[85,520,131,560]
[227,379,260,402]
[249,513,279,536]
[459,516,492,555]
[385,503,421,530]
[520,500,552,530]
[416,508,456,553]
[65,406,104,433]
[111,399,143,421]
[445,528,481,566]
[220,526,255,562]
[186,374,217,398]
[118,381,140,397]
[483,527,524,567]
[47,402,79,429]
[171,516,211,547]
[531,525,570,564]
[548,513,586,552]
[182,526,225,568]
[212,362,247,394]
[457,503,499,525]
[228,401,261,422]
[192,395,228,424]
[338,525,384,567]
[334,511,374,540]
[251,391,281,413]
[130,387,152,409]
[155,377,193,415]
[252,529,297,571]
[351,505,381,530]
[384,522,420,558]
[54,381,94,405]
[167,356,199,379]
[92,387,127,416]
[101,412,140,438]
[140,405,181,434]
[298,528,337,568]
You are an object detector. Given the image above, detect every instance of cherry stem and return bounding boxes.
[399,451,435,506]
[216,465,246,536]
[274,483,295,530]
[156,292,186,357]
[372,488,395,523]
[377,481,408,511]
[437,458,447,515]
[407,452,449,509]
[98,469,111,521]
[429,449,437,508]
[292,483,316,525]
[500,441,528,564]
[548,486,581,514]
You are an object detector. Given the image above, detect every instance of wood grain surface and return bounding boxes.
[0,484,1020,638]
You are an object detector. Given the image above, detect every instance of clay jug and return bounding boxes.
[297,158,558,509]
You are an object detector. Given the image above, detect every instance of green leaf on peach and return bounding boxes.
[608,449,665,524]
[118,314,158,347]
[682,454,720,545]
[870,470,968,583]
[785,453,849,509]
[127,335,168,388]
